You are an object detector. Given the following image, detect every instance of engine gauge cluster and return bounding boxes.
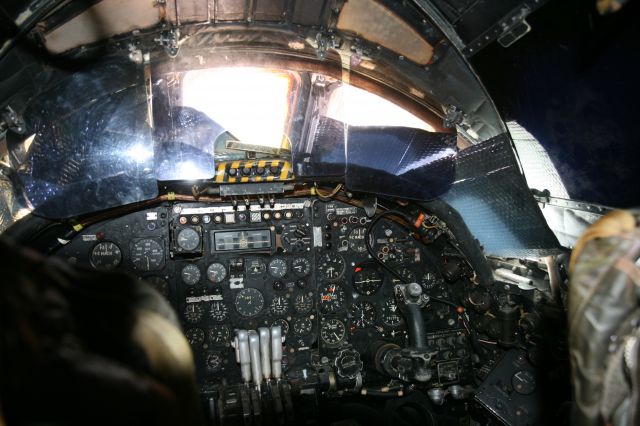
[270,295,290,315]
[268,258,288,278]
[350,301,376,328]
[381,299,403,327]
[347,227,369,253]
[317,252,345,280]
[207,262,227,283]
[293,317,313,335]
[291,257,311,277]
[209,325,230,344]
[319,283,347,314]
[90,241,122,270]
[320,318,347,345]
[184,303,205,323]
[293,293,314,314]
[176,227,201,252]
[131,238,164,271]
[234,288,265,317]
[352,266,383,295]
[209,301,229,321]
[181,264,201,285]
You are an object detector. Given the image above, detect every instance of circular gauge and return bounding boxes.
[145,276,170,297]
[207,262,227,283]
[234,288,265,317]
[181,264,201,285]
[291,257,311,277]
[177,227,200,251]
[317,253,345,280]
[292,317,313,335]
[208,301,229,322]
[206,353,223,372]
[381,299,403,327]
[281,224,312,253]
[183,303,205,323]
[131,239,164,271]
[209,325,230,344]
[270,295,290,316]
[268,258,288,278]
[321,318,346,345]
[185,328,205,345]
[391,268,417,285]
[350,301,377,328]
[293,293,313,314]
[419,271,442,290]
[272,318,290,336]
[246,259,267,276]
[90,241,122,270]
[348,227,369,253]
[352,267,383,295]
[319,283,347,314]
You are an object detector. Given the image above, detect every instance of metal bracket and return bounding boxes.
[314,31,342,60]
[533,192,613,216]
[497,8,532,48]
[443,105,464,129]
[155,26,180,58]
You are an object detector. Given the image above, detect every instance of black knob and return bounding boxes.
[228,168,237,176]
[256,166,265,175]
[273,281,284,291]
[296,280,306,289]
[269,165,281,174]
[242,167,252,176]
[325,242,332,249]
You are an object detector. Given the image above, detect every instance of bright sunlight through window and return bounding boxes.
[326,84,435,131]
[182,68,293,149]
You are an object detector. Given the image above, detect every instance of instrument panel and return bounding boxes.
[57,197,468,390]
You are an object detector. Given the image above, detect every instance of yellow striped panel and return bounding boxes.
[279,161,290,180]
[215,163,226,183]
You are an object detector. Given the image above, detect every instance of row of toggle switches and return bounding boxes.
[233,326,283,389]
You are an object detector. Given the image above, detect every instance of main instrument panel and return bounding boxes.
[57,197,472,399]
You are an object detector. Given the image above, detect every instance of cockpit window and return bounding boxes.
[326,84,435,131]
[152,67,299,181]
[182,68,294,150]
[1,60,446,221]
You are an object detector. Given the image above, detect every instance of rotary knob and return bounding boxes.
[269,164,281,175]
[334,348,363,379]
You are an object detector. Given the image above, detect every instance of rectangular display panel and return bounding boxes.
[212,230,272,252]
